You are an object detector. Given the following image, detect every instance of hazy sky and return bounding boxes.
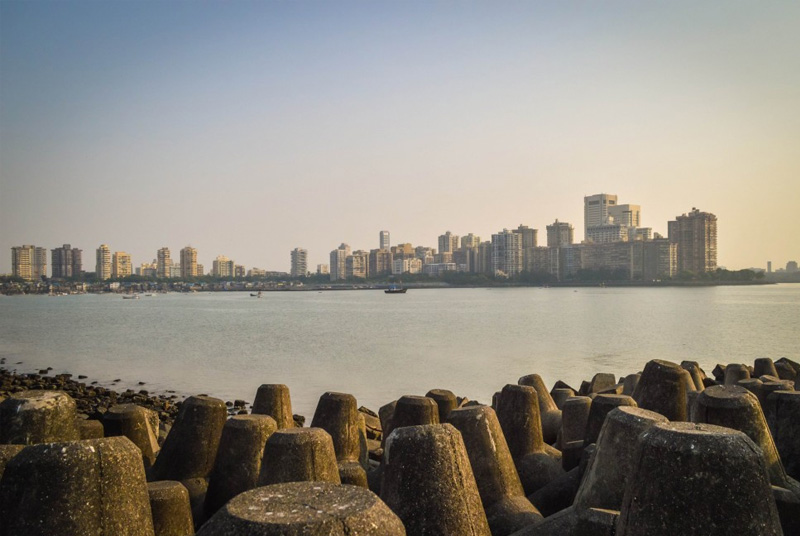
[2,1,798,273]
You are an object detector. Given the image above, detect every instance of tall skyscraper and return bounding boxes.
[460,234,481,250]
[546,220,574,247]
[438,231,459,254]
[608,204,641,227]
[180,247,198,279]
[513,225,538,249]
[584,193,618,235]
[290,248,308,277]
[51,244,82,278]
[212,255,234,277]
[112,251,132,278]
[96,244,111,280]
[491,229,523,276]
[157,247,171,278]
[346,250,369,279]
[379,230,390,250]
[11,245,47,280]
[329,243,350,281]
[668,208,718,274]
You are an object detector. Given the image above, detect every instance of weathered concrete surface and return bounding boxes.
[616,422,782,536]
[632,359,690,421]
[258,427,340,486]
[198,481,405,535]
[381,423,491,536]
[251,384,295,429]
[103,403,160,467]
[765,390,800,481]
[0,390,79,444]
[448,405,543,535]
[77,418,105,440]
[148,481,194,536]
[574,406,668,511]
[204,414,277,517]
[310,392,367,486]
[583,394,637,446]
[0,436,154,535]
[150,395,227,482]
[0,444,25,481]
[426,388,458,423]
[518,374,562,444]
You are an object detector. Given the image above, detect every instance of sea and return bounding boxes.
[1,285,798,418]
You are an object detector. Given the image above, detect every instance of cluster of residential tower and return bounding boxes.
[10,194,723,282]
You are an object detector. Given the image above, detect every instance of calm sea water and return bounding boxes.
[1,285,798,417]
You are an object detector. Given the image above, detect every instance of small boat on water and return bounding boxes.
[385,285,407,294]
[251,291,263,298]
[122,294,140,300]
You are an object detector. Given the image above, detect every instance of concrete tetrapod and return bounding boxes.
[148,481,194,536]
[257,427,340,486]
[0,390,79,444]
[496,384,563,496]
[724,363,751,386]
[103,403,160,468]
[0,445,25,480]
[632,359,690,421]
[150,395,227,482]
[310,392,367,487]
[680,361,707,391]
[518,374,562,444]
[447,405,543,536]
[0,436,155,536]
[78,418,105,439]
[198,481,405,535]
[755,357,780,378]
[616,422,782,536]
[204,414,278,517]
[574,406,668,512]
[765,390,800,481]
[560,396,592,449]
[251,384,295,429]
[425,388,459,422]
[550,388,575,410]
[583,394,637,446]
[381,423,491,536]
[692,385,797,492]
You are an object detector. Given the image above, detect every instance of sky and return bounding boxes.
[2,1,799,273]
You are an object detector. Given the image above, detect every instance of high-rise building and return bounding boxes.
[180,247,198,279]
[212,255,235,278]
[235,265,246,278]
[491,229,523,276]
[51,244,82,279]
[329,243,350,281]
[608,204,641,227]
[584,193,618,235]
[787,261,798,273]
[585,223,629,244]
[138,261,157,278]
[96,244,112,280]
[379,231,390,250]
[546,220,574,247]
[369,249,393,276]
[668,208,718,274]
[438,232,459,254]
[11,245,47,281]
[157,247,171,278]
[460,234,481,250]
[112,252,132,278]
[513,225,538,249]
[346,250,369,279]
[317,264,329,275]
[291,248,308,277]
[196,264,204,277]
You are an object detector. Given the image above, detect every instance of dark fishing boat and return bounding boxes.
[384,285,407,294]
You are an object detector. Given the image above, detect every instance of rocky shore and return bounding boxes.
[1,356,799,535]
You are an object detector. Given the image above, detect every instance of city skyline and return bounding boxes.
[2,2,799,272]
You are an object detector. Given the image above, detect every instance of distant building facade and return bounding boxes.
[11,245,47,281]
[329,243,350,281]
[546,220,574,248]
[96,244,112,280]
[668,208,718,274]
[51,244,82,278]
[379,230,390,250]
[212,255,234,278]
[290,248,308,277]
[491,229,523,276]
[584,193,618,234]
[438,232,459,254]
[180,247,198,279]
[112,251,132,278]
[157,247,171,278]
